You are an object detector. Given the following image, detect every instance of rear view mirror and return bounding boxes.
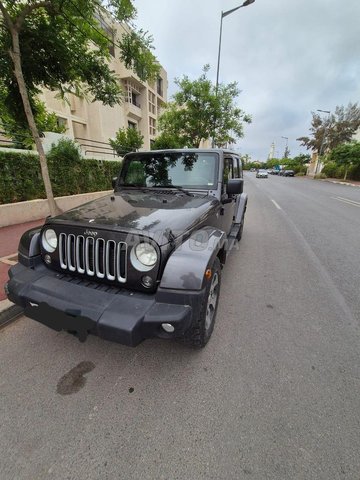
[227,178,243,195]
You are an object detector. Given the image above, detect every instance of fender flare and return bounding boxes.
[159,226,226,291]
[18,227,41,267]
[235,192,248,224]
[19,227,41,257]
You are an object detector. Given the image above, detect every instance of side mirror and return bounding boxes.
[112,177,118,189]
[227,178,243,195]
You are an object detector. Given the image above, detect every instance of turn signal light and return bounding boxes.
[205,269,212,280]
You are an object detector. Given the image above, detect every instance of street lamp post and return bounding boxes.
[216,0,255,92]
[281,136,289,158]
[315,109,331,175]
[213,0,255,147]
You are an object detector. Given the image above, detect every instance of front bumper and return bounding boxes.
[6,263,201,346]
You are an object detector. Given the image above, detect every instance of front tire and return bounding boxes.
[183,257,221,348]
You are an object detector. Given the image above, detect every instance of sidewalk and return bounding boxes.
[320,177,360,187]
[0,219,44,306]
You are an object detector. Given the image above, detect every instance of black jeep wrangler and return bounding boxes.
[6,149,247,348]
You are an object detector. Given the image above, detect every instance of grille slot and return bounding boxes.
[58,234,127,283]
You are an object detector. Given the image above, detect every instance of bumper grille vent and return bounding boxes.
[59,233,127,283]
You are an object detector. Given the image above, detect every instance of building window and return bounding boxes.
[149,117,156,136]
[56,117,67,130]
[128,121,137,129]
[157,77,163,97]
[149,91,156,115]
[95,14,115,57]
[124,81,141,108]
[108,35,115,58]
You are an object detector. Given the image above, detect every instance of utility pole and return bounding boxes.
[268,141,275,160]
[281,136,289,158]
[212,0,255,147]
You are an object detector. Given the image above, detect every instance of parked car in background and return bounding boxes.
[283,170,295,177]
[256,169,268,178]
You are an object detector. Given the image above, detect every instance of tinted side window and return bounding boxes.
[224,157,234,184]
[233,157,242,178]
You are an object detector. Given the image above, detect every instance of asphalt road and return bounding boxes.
[1,175,360,480]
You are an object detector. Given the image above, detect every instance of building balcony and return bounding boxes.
[124,101,142,120]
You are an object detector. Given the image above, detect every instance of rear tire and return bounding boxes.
[182,257,221,348]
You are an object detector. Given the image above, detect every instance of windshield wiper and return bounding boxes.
[152,185,193,196]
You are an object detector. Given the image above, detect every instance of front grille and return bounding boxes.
[59,233,127,283]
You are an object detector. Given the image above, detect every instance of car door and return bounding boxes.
[219,156,237,235]
[232,155,246,223]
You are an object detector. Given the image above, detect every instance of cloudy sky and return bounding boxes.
[134,0,360,161]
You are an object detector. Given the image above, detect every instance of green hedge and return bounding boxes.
[322,161,360,181]
[0,147,121,204]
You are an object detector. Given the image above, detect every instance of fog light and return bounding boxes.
[162,323,175,333]
[44,254,51,264]
[141,275,153,288]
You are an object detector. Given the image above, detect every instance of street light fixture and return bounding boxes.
[215,0,256,92]
[281,136,289,158]
[315,109,331,175]
[213,0,255,147]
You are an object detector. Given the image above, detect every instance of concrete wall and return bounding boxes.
[0,147,37,155]
[0,190,111,228]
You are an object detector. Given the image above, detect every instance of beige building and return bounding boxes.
[39,20,167,159]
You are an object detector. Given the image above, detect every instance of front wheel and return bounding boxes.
[183,257,221,348]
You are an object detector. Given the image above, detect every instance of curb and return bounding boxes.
[0,299,23,329]
[319,179,360,188]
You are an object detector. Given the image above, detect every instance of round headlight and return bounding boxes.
[130,242,158,272]
[42,229,57,253]
[135,243,157,267]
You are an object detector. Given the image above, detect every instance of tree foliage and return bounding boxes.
[0,89,65,148]
[0,0,159,214]
[263,154,310,174]
[328,141,360,180]
[0,0,160,126]
[150,132,184,150]
[265,158,281,168]
[297,103,360,153]
[285,153,311,168]
[0,143,120,203]
[158,65,251,148]
[109,127,144,155]
[242,161,261,170]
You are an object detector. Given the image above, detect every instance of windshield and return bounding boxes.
[119,152,219,190]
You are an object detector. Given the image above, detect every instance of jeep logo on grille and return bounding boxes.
[84,230,98,236]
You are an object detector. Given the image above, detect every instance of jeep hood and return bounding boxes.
[48,191,219,246]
